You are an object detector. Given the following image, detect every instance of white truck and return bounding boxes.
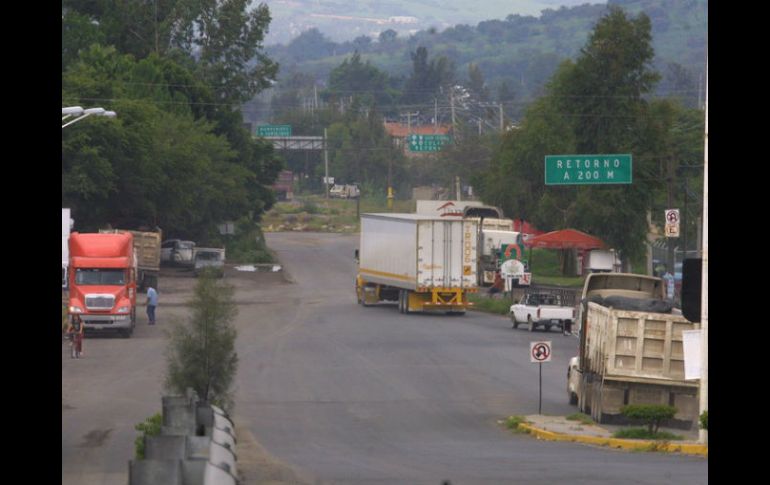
[355,213,478,313]
[329,184,360,199]
[414,201,530,287]
[570,273,701,427]
[161,239,196,266]
[62,208,73,288]
[583,249,619,273]
[510,292,575,332]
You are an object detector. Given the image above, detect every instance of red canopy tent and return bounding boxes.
[524,229,605,249]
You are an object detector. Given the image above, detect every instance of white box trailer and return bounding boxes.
[62,208,72,288]
[356,213,478,313]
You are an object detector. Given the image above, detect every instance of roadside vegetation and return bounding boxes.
[611,404,684,441]
[566,413,595,425]
[133,413,163,459]
[504,415,530,434]
[262,195,415,232]
[164,272,239,412]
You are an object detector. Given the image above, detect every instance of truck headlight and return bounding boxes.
[117,306,130,313]
[69,306,83,313]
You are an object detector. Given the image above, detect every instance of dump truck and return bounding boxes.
[569,273,701,428]
[355,213,478,313]
[100,228,162,292]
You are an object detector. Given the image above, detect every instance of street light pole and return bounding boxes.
[62,107,117,129]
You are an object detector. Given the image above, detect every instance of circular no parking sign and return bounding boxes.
[530,341,552,363]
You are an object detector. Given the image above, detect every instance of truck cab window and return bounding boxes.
[75,268,126,285]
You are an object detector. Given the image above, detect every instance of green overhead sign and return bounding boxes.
[257,124,292,137]
[545,154,632,185]
[408,134,451,152]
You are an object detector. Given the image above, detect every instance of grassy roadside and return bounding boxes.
[262,195,415,233]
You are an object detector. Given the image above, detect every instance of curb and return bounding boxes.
[518,423,708,457]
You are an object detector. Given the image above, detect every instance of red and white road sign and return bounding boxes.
[665,209,680,224]
[530,341,552,363]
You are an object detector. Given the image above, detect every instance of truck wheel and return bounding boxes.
[398,290,405,313]
[511,313,518,329]
[361,286,373,307]
[528,315,535,332]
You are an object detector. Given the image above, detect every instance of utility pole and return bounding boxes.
[451,91,456,133]
[699,58,708,445]
[324,128,329,199]
[499,103,504,133]
[434,98,438,133]
[154,0,159,54]
[456,176,462,201]
[666,154,676,276]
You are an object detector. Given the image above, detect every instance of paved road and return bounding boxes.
[239,233,707,484]
[61,232,708,485]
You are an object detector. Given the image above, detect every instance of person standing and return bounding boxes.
[146,286,158,325]
[66,315,84,358]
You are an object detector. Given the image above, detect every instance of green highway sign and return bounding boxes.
[257,124,292,137]
[545,154,632,185]
[408,134,451,152]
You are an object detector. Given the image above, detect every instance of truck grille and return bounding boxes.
[85,295,115,310]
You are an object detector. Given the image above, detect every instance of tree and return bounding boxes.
[165,273,239,411]
[379,29,398,44]
[401,47,455,105]
[170,0,278,105]
[286,28,336,62]
[479,6,672,267]
[467,64,490,101]
[327,52,393,106]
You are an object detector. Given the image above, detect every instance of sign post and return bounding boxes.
[408,134,451,152]
[545,154,632,185]
[665,209,680,238]
[530,341,552,414]
[257,124,292,137]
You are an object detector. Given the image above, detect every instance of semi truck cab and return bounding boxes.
[68,232,137,337]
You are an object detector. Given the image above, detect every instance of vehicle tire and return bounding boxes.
[569,392,578,406]
[398,290,405,313]
[511,313,518,329]
[528,315,535,332]
[403,291,411,314]
[545,324,552,332]
[361,286,373,307]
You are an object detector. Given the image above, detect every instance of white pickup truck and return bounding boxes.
[510,292,575,333]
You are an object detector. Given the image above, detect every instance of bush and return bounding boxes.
[566,413,594,425]
[164,273,239,412]
[613,427,683,441]
[134,413,162,459]
[700,410,708,430]
[467,293,511,315]
[620,404,677,434]
[505,415,529,433]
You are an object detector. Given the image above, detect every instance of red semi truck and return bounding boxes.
[68,232,137,337]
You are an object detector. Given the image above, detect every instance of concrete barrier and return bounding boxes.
[129,390,239,485]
